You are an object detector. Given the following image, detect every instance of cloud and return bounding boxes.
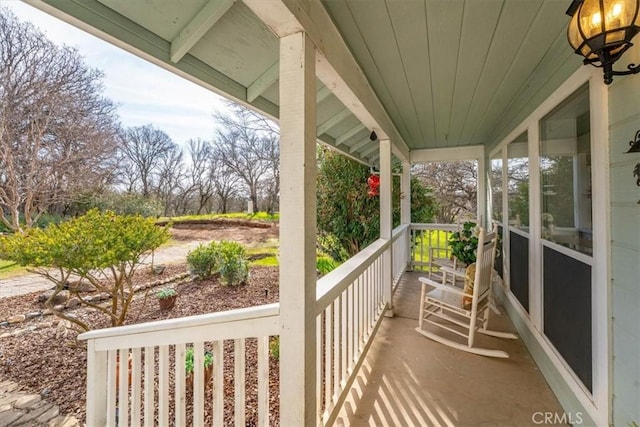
[3,0,228,145]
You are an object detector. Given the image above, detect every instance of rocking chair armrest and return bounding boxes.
[419,276,469,297]
[440,265,467,278]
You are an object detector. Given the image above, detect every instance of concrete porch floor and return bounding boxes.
[336,271,566,427]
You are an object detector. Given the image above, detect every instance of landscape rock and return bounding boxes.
[14,393,41,409]
[65,298,80,308]
[38,290,69,304]
[48,414,80,427]
[7,315,25,324]
[0,322,9,327]
[67,280,96,293]
[25,311,41,319]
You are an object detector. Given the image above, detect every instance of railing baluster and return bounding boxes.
[143,347,154,427]
[131,347,142,426]
[193,341,205,427]
[118,349,129,427]
[341,289,347,387]
[158,346,169,426]
[258,336,269,427]
[106,349,117,427]
[324,305,332,412]
[175,343,186,426]
[234,338,246,426]
[316,314,322,422]
[332,298,340,401]
[213,340,224,427]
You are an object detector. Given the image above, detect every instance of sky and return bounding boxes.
[1,0,229,146]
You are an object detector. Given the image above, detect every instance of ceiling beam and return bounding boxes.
[170,0,236,63]
[410,145,485,163]
[316,86,332,103]
[349,136,371,154]
[316,108,350,136]
[335,124,366,146]
[243,0,410,162]
[247,61,279,102]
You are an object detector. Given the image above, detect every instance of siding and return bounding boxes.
[608,42,640,427]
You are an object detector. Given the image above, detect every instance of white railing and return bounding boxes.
[315,225,410,425]
[410,223,458,272]
[392,224,411,289]
[80,226,413,426]
[80,304,279,427]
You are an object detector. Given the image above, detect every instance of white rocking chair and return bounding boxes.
[415,228,517,358]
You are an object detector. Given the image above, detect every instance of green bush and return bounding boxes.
[186,242,220,279]
[0,209,169,331]
[317,256,338,276]
[218,241,249,286]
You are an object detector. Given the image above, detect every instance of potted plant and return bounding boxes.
[448,221,479,266]
[156,287,178,311]
[185,347,214,389]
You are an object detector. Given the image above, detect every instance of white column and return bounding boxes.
[380,139,393,316]
[477,153,487,228]
[528,122,543,329]
[278,31,317,426]
[400,161,411,225]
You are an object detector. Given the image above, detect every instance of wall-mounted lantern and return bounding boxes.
[566,0,640,84]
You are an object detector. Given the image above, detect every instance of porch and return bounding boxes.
[335,270,564,427]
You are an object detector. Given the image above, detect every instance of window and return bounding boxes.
[507,132,529,231]
[539,84,592,256]
[491,153,503,223]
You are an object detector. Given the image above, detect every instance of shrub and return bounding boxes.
[317,256,338,276]
[186,242,220,279]
[0,209,169,331]
[185,347,214,375]
[217,241,249,286]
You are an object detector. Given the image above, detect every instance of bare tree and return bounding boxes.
[186,138,215,214]
[0,9,119,231]
[213,104,279,212]
[209,157,239,214]
[413,161,477,223]
[119,124,176,197]
[155,145,185,216]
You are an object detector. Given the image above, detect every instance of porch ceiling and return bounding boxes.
[32,0,583,164]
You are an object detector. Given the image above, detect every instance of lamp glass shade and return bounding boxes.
[568,0,640,60]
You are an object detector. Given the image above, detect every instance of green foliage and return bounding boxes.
[156,287,177,299]
[317,233,350,263]
[269,336,280,360]
[0,213,62,233]
[186,240,249,285]
[317,148,380,257]
[448,222,479,265]
[317,148,437,258]
[317,256,338,276]
[186,243,220,279]
[0,209,170,331]
[78,192,163,217]
[185,347,214,375]
[160,212,279,223]
[218,241,249,286]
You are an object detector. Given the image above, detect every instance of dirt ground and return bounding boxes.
[0,223,281,425]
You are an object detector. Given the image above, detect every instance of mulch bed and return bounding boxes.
[0,264,280,425]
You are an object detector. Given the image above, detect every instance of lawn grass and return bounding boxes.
[0,259,26,279]
[159,212,279,223]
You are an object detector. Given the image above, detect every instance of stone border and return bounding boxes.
[0,273,190,329]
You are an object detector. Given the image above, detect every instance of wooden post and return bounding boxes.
[401,161,411,225]
[380,139,393,316]
[278,31,317,426]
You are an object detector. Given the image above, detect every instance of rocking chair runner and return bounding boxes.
[415,228,518,358]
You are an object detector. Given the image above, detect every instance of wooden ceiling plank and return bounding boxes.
[170,0,236,63]
[425,0,464,148]
[244,0,411,161]
[317,108,351,136]
[247,61,279,102]
[335,124,366,146]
